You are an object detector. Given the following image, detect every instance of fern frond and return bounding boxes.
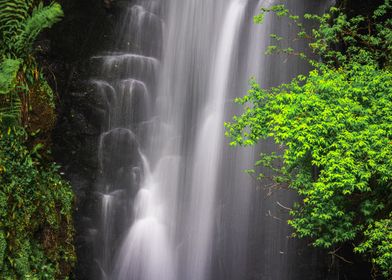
[0,58,21,94]
[14,2,63,56]
[0,0,31,30]
[0,59,22,126]
[0,0,34,53]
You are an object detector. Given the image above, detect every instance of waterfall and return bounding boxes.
[113,153,176,280]
[84,0,333,279]
[183,2,246,280]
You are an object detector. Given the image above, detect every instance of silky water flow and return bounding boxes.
[83,0,333,279]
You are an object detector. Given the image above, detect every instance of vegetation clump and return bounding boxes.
[226,1,392,278]
[0,128,75,279]
[0,1,76,278]
[0,0,63,126]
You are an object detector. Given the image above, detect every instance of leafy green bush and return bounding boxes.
[226,0,392,277]
[0,127,75,279]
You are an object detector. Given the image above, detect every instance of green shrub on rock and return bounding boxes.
[0,128,75,279]
[226,0,392,277]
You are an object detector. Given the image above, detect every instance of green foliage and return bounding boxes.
[254,0,392,69]
[0,59,22,125]
[226,0,392,277]
[0,59,21,94]
[0,0,33,47]
[0,0,63,57]
[0,1,63,127]
[0,2,75,278]
[0,127,75,279]
[355,215,392,278]
[14,2,63,57]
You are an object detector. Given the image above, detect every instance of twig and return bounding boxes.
[328,247,354,264]
[276,201,292,211]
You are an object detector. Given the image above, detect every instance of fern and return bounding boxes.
[0,58,21,94]
[0,58,22,125]
[0,0,34,55]
[0,1,63,128]
[14,2,64,56]
[0,1,63,57]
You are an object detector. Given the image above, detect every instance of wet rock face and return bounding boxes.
[104,0,116,9]
[46,0,119,175]
[38,1,123,278]
[99,128,140,179]
[44,1,153,278]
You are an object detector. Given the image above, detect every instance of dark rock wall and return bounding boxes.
[40,0,121,278]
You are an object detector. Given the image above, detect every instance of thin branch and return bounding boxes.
[328,247,354,264]
[277,201,292,211]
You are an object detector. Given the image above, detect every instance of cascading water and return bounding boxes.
[113,153,175,280]
[83,0,333,279]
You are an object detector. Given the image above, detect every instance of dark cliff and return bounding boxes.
[39,0,119,278]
